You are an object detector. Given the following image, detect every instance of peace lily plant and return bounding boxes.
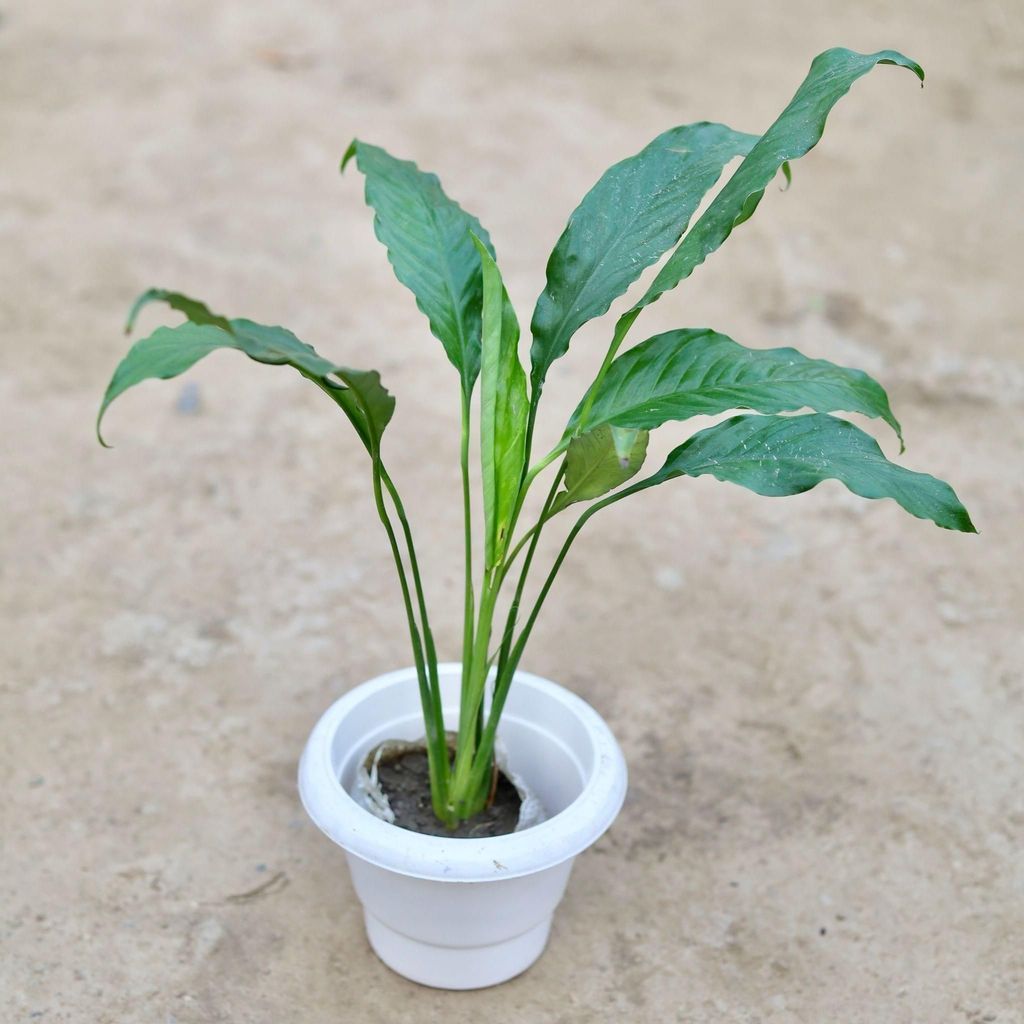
[98,48,974,834]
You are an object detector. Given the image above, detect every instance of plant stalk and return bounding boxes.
[573,307,641,435]
[305,371,452,818]
[380,467,445,763]
[370,455,453,823]
[465,485,629,798]
[494,465,565,675]
[448,567,502,816]
[447,453,567,818]
[458,388,476,758]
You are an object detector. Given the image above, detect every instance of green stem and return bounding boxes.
[466,485,629,798]
[497,473,563,587]
[381,467,445,770]
[448,568,502,816]
[458,388,476,754]
[501,443,563,560]
[370,455,452,822]
[494,465,565,674]
[446,435,565,818]
[574,307,641,435]
[302,372,452,819]
[501,522,542,579]
[521,389,540,485]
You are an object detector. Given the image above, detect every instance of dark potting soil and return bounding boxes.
[376,749,522,838]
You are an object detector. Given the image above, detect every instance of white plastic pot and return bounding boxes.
[298,663,627,989]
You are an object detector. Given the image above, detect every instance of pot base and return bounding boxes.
[364,910,552,989]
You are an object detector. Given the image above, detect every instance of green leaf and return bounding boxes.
[472,234,528,569]
[345,140,494,396]
[530,122,758,394]
[125,289,232,334]
[633,48,924,314]
[553,425,649,512]
[633,413,974,533]
[568,327,903,447]
[98,291,394,452]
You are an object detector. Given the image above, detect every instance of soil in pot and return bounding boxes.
[376,749,522,838]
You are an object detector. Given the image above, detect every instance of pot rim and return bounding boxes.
[298,663,628,882]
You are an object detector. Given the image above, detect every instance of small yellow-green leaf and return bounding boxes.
[553,425,649,512]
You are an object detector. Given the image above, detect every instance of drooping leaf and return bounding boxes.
[529,122,759,395]
[125,289,232,334]
[98,291,394,453]
[344,140,494,396]
[552,425,649,513]
[628,413,974,532]
[472,234,528,569]
[567,327,903,447]
[632,49,924,316]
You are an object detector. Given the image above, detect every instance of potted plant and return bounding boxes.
[98,47,975,989]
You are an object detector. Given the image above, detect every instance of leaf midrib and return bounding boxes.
[588,372,875,428]
[423,197,474,388]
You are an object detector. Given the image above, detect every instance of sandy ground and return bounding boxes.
[2,1,1023,1021]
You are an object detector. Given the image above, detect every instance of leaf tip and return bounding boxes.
[124,287,158,336]
[340,139,359,173]
[468,229,492,266]
[95,409,113,449]
[958,507,978,534]
[879,51,925,86]
[779,161,793,192]
[892,419,905,455]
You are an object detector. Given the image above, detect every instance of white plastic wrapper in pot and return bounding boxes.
[355,736,546,831]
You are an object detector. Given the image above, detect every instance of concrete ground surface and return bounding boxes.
[2,1,1022,1021]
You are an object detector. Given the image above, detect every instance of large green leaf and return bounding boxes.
[344,140,494,396]
[552,425,649,512]
[629,413,974,532]
[472,235,528,569]
[632,49,924,315]
[529,122,758,395]
[567,327,903,446]
[98,290,394,452]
